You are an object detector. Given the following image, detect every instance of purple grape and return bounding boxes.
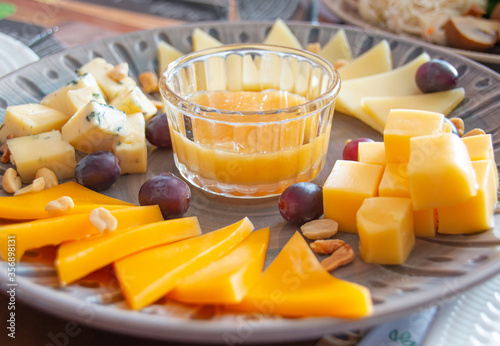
[415,59,459,93]
[139,172,191,219]
[343,138,374,161]
[146,113,172,148]
[278,182,323,225]
[75,151,121,191]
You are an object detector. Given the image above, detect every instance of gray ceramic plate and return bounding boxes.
[0,22,500,344]
[323,0,500,65]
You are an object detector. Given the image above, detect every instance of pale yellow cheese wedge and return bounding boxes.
[358,141,386,166]
[357,197,415,265]
[361,88,465,129]
[168,227,269,304]
[114,217,254,310]
[192,28,223,51]
[158,40,183,75]
[229,231,373,318]
[318,29,352,64]
[437,160,496,234]
[56,216,200,285]
[408,133,477,210]
[0,104,69,142]
[383,109,444,163]
[337,40,391,80]
[263,18,302,49]
[323,160,384,233]
[112,113,147,174]
[336,53,430,133]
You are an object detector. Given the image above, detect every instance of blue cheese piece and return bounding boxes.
[41,73,102,117]
[61,100,128,153]
[7,131,77,183]
[78,58,136,101]
[113,113,147,174]
[67,86,107,114]
[0,104,68,143]
[109,85,157,118]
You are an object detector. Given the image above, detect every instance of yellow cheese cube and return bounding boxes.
[408,133,477,210]
[323,160,384,233]
[112,113,147,174]
[0,104,68,142]
[437,160,496,234]
[384,109,444,163]
[41,73,102,116]
[78,58,136,100]
[378,163,410,197]
[462,134,498,189]
[414,208,437,238]
[358,141,386,166]
[61,100,128,153]
[357,197,415,264]
[67,86,107,114]
[7,131,76,183]
[110,85,157,118]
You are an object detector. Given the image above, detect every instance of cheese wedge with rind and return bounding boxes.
[168,227,269,304]
[57,216,200,285]
[0,205,162,261]
[228,231,372,318]
[114,217,254,310]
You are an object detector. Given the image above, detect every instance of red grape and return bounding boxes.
[139,172,191,219]
[146,113,172,148]
[75,151,121,191]
[415,59,459,93]
[278,182,323,225]
[343,138,374,161]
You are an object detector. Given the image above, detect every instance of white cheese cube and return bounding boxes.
[61,100,128,154]
[113,113,147,174]
[41,73,102,117]
[0,104,68,143]
[110,86,157,118]
[7,131,76,183]
[78,58,136,100]
[67,86,107,114]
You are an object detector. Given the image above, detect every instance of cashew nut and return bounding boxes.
[108,62,129,81]
[306,42,321,55]
[35,167,59,189]
[89,207,118,234]
[2,168,22,194]
[139,71,159,93]
[45,196,75,214]
[450,117,465,137]
[14,177,45,196]
[462,128,486,138]
[321,244,355,272]
[310,239,346,255]
[301,219,339,240]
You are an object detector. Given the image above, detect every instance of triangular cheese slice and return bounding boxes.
[337,40,392,80]
[168,228,269,304]
[192,28,223,51]
[228,232,373,318]
[263,18,302,49]
[319,29,352,64]
[158,41,183,75]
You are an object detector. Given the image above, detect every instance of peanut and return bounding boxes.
[14,177,45,196]
[310,239,345,255]
[35,167,59,189]
[108,62,129,81]
[450,117,464,137]
[321,244,355,272]
[462,128,486,137]
[301,219,339,240]
[2,168,22,194]
[45,196,75,214]
[306,42,321,55]
[139,71,159,93]
[333,58,349,69]
[89,207,118,234]
[0,135,13,164]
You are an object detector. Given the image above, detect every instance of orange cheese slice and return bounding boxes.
[0,182,133,220]
[56,216,200,285]
[0,205,163,261]
[168,227,269,304]
[114,217,254,310]
[228,231,373,318]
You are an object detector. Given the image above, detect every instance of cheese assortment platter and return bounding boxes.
[0,21,500,343]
